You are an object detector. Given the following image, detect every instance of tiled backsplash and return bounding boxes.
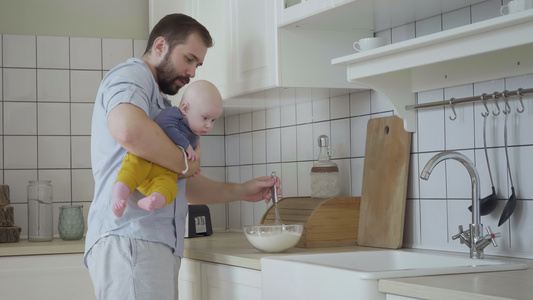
[2,0,532,259]
[0,34,148,239]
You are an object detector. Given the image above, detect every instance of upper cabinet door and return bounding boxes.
[231,0,278,96]
[190,0,233,99]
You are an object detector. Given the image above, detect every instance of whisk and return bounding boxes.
[271,171,283,225]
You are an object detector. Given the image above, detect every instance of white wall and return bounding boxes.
[0,0,149,39]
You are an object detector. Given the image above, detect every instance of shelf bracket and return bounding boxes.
[348,70,416,132]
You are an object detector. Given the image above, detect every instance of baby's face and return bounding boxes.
[186,100,223,136]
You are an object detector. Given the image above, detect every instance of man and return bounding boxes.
[86,13,278,300]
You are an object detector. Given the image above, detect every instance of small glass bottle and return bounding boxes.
[58,205,85,240]
[310,135,340,198]
[27,180,53,242]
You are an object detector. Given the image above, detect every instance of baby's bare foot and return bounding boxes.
[112,200,127,217]
[138,194,166,211]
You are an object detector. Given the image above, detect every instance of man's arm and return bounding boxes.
[108,103,199,176]
[185,175,278,204]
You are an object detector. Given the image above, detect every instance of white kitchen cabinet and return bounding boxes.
[201,261,262,300]
[189,0,233,99]
[178,258,262,300]
[148,0,189,30]
[152,0,367,100]
[0,253,95,300]
[231,0,278,96]
[231,0,368,95]
[178,258,202,300]
[278,0,356,27]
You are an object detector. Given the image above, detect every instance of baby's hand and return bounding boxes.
[186,145,198,161]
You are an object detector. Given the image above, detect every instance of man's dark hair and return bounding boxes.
[144,13,213,55]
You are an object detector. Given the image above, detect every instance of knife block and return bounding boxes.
[260,196,360,248]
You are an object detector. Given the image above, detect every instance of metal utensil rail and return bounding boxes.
[405,87,533,113]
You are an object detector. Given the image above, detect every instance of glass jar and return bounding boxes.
[27,180,53,242]
[58,205,85,240]
[310,135,340,198]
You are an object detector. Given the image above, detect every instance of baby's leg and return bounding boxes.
[138,192,166,211]
[112,181,131,217]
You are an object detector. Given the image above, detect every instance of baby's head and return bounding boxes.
[179,80,223,136]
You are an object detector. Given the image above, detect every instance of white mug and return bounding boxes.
[353,37,387,52]
[501,0,533,15]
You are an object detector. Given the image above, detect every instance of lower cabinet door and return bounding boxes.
[178,258,202,300]
[201,261,262,300]
[0,253,95,300]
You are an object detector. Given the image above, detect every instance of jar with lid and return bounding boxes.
[27,180,53,241]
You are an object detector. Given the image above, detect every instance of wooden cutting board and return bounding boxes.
[358,115,411,249]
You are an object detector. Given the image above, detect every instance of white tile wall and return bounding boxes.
[3,35,36,68]
[70,71,102,102]
[38,103,70,135]
[102,38,133,70]
[37,36,69,69]
[70,37,101,70]
[3,69,37,101]
[4,102,37,134]
[37,69,70,102]
[0,34,146,239]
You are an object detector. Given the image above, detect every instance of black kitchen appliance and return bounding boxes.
[185,204,213,238]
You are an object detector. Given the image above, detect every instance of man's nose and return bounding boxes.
[186,66,196,78]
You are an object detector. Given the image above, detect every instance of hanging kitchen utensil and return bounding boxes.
[498,93,517,227]
[469,96,497,215]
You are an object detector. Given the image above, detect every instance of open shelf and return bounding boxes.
[332,9,533,132]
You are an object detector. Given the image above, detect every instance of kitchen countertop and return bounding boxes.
[1,231,532,299]
[183,231,367,270]
[0,238,85,256]
[378,258,533,300]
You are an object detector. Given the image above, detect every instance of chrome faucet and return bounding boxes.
[420,151,500,259]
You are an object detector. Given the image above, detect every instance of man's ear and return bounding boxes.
[152,37,168,58]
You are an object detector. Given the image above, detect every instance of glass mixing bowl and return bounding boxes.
[244,224,303,253]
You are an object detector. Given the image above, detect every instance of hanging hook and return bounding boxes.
[516,88,525,113]
[492,92,501,116]
[449,98,457,121]
[502,90,511,115]
[481,93,489,117]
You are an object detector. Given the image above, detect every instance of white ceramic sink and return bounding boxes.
[261,250,527,300]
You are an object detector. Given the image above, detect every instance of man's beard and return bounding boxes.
[155,53,190,95]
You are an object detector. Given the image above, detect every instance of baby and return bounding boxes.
[112,80,223,217]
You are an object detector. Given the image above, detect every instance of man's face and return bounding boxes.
[155,34,207,95]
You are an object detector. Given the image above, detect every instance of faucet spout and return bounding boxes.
[420,151,481,226]
[421,151,487,259]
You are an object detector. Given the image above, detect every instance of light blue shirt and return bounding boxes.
[85,58,188,267]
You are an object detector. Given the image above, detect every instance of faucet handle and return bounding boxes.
[452,225,464,240]
[484,226,501,247]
